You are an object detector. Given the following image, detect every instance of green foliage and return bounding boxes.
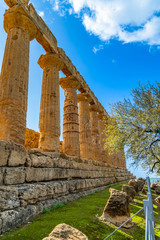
[42,202,67,214]
[0,183,160,240]
[50,202,67,211]
[104,82,160,172]
[42,208,50,214]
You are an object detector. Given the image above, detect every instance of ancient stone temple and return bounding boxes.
[0,0,134,234]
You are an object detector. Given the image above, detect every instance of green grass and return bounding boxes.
[0,183,160,240]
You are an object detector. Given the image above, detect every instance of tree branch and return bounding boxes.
[149,139,160,171]
[151,161,160,172]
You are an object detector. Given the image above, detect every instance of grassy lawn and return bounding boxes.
[0,182,160,240]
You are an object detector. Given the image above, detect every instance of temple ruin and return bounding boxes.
[0,0,134,234]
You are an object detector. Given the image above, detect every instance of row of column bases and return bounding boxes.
[0,6,126,167]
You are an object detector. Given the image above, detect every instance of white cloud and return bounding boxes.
[48,0,160,45]
[38,10,45,18]
[93,44,104,54]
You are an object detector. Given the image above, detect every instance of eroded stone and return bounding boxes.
[122,185,136,202]
[128,179,139,194]
[43,223,88,240]
[4,168,26,185]
[101,188,133,228]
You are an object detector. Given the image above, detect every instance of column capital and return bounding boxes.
[4,6,37,41]
[60,76,82,90]
[89,104,98,112]
[38,53,64,70]
[77,93,92,103]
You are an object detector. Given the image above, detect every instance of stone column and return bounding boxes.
[90,105,102,161]
[60,76,81,157]
[38,53,63,152]
[98,113,108,163]
[121,149,126,168]
[77,93,93,160]
[0,7,37,145]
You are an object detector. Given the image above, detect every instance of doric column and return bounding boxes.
[0,6,37,145]
[60,76,81,157]
[77,93,93,160]
[98,113,108,163]
[38,53,63,152]
[116,152,120,167]
[121,149,126,168]
[90,105,102,161]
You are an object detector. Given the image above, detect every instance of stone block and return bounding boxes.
[4,168,26,185]
[43,223,88,240]
[0,186,20,211]
[101,188,133,228]
[26,168,70,182]
[151,183,157,190]
[54,182,69,196]
[0,205,38,234]
[26,168,46,182]
[0,210,19,234]
[8,150,27,166]
[0,141,10,167]
[136,179,145,191]
[31,154,53,168]
[155,185,160,194]
[18,184,49,206]
[122,185,136,202]
[0,168,4,185]
[128,179,139,194]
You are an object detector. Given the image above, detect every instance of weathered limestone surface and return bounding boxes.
[121,150,126,168]
[155,196,160,217]
[122,185,136,202]
[0,141,134,233]
[136,179,145,192]
[38,53,63,152]
[25,128,40,149]
[78,93,93,161]
[90,105,102,161]
[43,223,88,240]
[0,6,37,145]
[101,188,133,228]
[155,185,160,194]
[98,113,108,163]
[0,140,27,167]
[151,183,157,190]
[128,179,139,194]
[60,76,81,157]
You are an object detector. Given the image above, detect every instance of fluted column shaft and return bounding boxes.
[121,149,126,168]
[78,93,93,160]
[60,77,80,157]
[90,105,102,161]
[38,53,63,152]
[0,7,36,144]
[98,113,109,163]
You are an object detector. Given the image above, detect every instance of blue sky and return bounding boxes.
[0,0,160,178]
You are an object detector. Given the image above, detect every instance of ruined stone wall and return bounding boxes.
[0,140,134,233]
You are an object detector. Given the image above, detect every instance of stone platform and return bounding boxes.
[0,141,134,234]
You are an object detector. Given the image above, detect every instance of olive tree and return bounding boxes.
[104,82,160,172]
